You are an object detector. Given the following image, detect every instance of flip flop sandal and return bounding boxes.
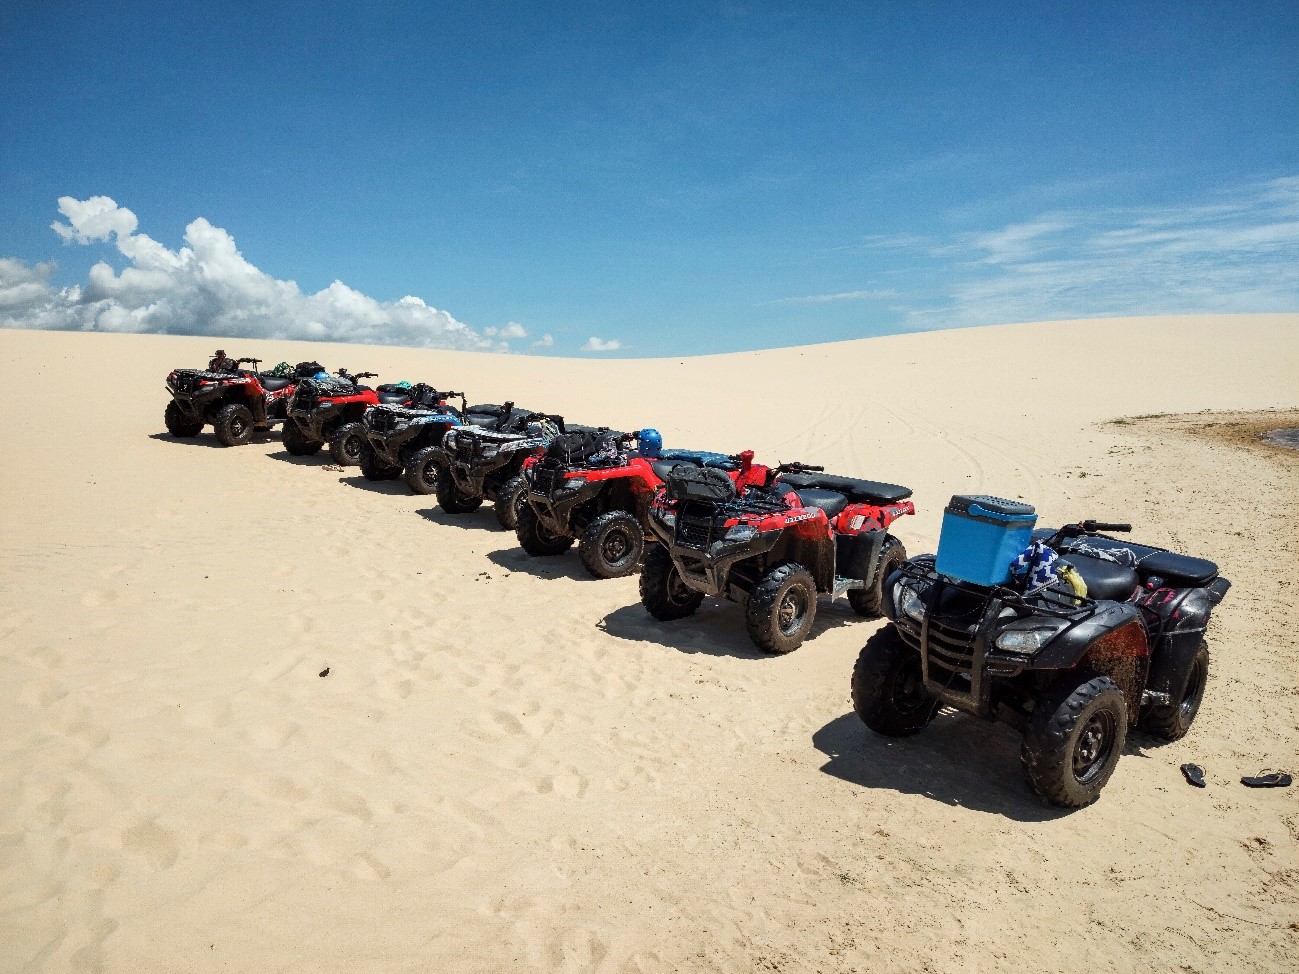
[1240,771,1292,788]
[1180,763,1206,788]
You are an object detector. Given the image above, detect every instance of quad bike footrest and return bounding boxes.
[831,576,866,599]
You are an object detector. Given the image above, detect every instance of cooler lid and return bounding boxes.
[946,494,1036,521]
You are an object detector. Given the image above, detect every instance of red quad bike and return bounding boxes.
[642,461,916,653]
[518,431,758,579]
[164,357,305,446]
[282,369,413,465]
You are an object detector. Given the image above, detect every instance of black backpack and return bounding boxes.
[295,361,325,377]
[666,465,736,504]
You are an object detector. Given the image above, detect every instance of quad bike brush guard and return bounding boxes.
[642,461,916,654]
[164,357,300,446]
[518,432,747,579]
[282,370,412,465]
[853,498,1231,808]
[356,384,468,488]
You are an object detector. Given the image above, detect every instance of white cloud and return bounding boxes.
[760,288,898,306]
[531,333,554,348]
[582,336,622,352]
[1,196,517,351]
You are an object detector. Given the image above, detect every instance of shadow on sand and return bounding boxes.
[484,546,597,583]
[597,597,865,660]
[148,432,236,450]
[417,506,512,531]
[813,710,1079,821]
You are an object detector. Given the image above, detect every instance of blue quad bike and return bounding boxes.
[852,497,1230,807]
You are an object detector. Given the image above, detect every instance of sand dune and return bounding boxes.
[1,313,1296,973]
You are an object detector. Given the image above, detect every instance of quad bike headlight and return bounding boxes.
[994,628,1056,655]
[724,524,758,543]
[479,443,499,459]
[897,584,925,623]
[563,477,587,490]
[444,430,458,448]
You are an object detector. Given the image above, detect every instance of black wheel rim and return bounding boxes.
[777,585,809,636]
[667,567,694,606]
[231,415,247,437]
[1073,709,1117,784]
[1180,658,1206,722]
[602,526,633,567]
[889,656,931,717]
[344,435,362,461]
[422,461,439,488]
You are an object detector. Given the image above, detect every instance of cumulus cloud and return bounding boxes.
[0,196,517,351]
[531,333,554,348]
[582,336,622,352]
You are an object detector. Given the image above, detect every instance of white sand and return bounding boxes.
[1,313,1296,973]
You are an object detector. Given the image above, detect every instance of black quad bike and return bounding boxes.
[356,384,469,484]
[281,369,412,465]
[642,460,916,653]
[853,518,1231,808]
[398,400,553,499]
[164,358,310,446]
[425,407,583,530]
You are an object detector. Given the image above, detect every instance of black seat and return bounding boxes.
[464,414,501,428]
[793,488,850,518]
[1062,554,1139,601]
[651,460,686,482]
[259,375,293,391]
[376,390,409,404]
[779,472,912,504]
[1139,550,1218,587]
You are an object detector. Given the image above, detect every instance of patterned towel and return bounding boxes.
[1010,541,1061,592]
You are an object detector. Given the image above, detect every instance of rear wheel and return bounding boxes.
[579,510,645,578]
[851,625,937,736]
[639,544,704,620]
[745,563,817,654]
[436,471,484,514]
[358,440,401,480]
[1021,674,1128,808]
[406,446,447,495]
[516,504,576,556]
[1141,640,1209,741]
[328,422,365,465]
[281,420,323,456]
[494,475,529,530]
[213,403,254,446]
[164,401,203,437]
[848,537,907,618]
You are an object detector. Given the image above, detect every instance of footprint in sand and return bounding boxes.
[349,852,391,880]
[183,699,233,729]
[242,718,300,750]
[121,820,179,870]
[81,588,119,607]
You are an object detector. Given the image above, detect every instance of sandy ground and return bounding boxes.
[1,313,1297,974]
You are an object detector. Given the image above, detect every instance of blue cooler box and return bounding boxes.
[934,495,1037,587]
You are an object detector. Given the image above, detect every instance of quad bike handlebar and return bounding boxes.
[1045,520,1133,548]
[1081,520,1132,533]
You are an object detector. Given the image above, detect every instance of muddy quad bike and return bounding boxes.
[356,384,469,482]
[164,357,309,446]
[427,406,589,530]
[853,503,1231,808]
[400,399,549,498]
[519,430,746,579]
[642,461,915,653]
[282,369,412,465]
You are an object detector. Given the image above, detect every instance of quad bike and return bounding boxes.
[356,384,469,484]
[852,502,1231,808]
[282,368,412,465]
[642,460,916,653]
[425,405,588,530]
[518,429,749,579]
[164,357,310,446]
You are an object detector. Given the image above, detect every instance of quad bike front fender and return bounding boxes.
[529,479,604,536]
[669,530,783,599]
[1031,602,1145,671]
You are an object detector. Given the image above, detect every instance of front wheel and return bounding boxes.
[405,446,448,495]
[213,402,255,447]
[435,470,484,514]
[328,422,365,465]
[516,504,576,556]
[848,537,907,618]
[281,420,324,457]
[579,510,645,578]
[1141,640,1209,741]
[639,544,704,620]
[851,625,937,736]
[359,440,401,480]
[745,563,817,654]
[164,401,203,437]
[1021,674,1128,808]
[494,475,529,530]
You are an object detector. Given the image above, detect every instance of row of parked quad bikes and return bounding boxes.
[164,357,1232,808]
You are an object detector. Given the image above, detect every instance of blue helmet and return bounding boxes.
[637,428,663,458]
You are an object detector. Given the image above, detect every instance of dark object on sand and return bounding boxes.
[319,667,330,678]
[1180,763,1206,788]
[1240,771,1291,788]
[1261,428,1299,451]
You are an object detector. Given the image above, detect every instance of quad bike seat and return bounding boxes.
[1059,554,1140,601]
[376,390,410,404]
[259,375,294,391]
[1045,533,1220,588]
[779,472,913,505]
[792,487,850,518]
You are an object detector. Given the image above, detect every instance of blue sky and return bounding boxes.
[1,0,1296,355]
